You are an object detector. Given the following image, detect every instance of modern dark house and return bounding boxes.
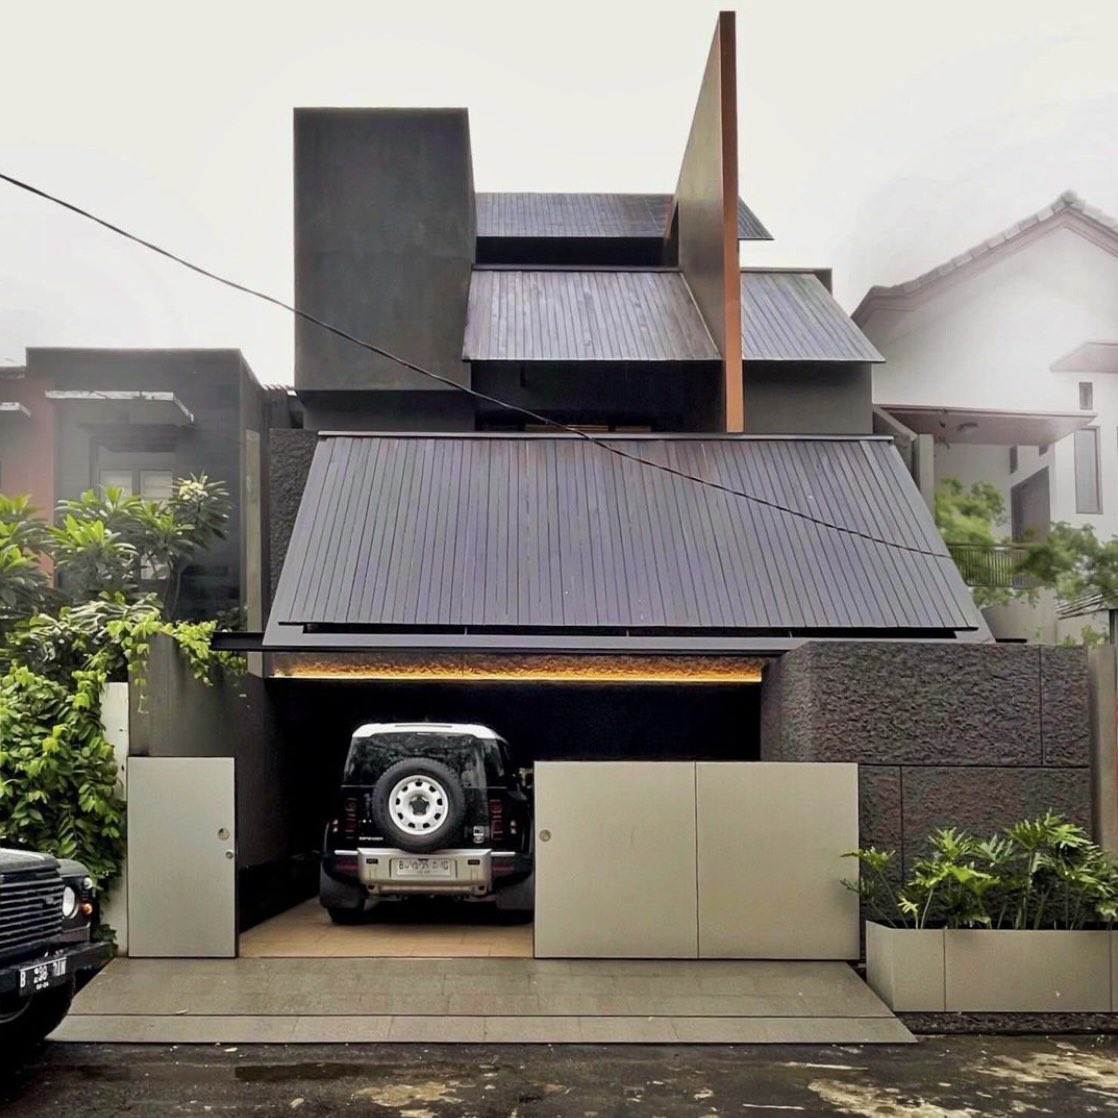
[0,347,301,622]
[84,13,1104,1002]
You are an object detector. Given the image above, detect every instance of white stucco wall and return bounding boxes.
[864,223,1118,538]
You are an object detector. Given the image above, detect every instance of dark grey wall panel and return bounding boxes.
[761,639,1096,877]
[745,363,873,436]
[761,642,1043,766]
[294,108,475,393]
[267,429,317,603]
[1041,645,1091,766]
[901,767,1093,864]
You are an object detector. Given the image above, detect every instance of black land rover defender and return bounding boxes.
[0,848,111,1052]
[320,722,533,923]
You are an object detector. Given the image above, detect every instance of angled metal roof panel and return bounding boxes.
[476,192,771,241]
[463,269,719,362]
[267,435,981,642]
[740,272,884,363]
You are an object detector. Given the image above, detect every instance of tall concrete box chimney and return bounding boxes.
[294,108,476,412]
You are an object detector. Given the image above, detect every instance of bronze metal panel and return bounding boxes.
[670,12,743,431]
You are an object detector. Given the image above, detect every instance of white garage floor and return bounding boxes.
[56,956,913,1044]
[239,898,534,958]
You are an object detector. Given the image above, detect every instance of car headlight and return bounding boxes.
[61,885,79,920]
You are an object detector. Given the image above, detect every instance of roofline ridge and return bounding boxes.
[853,190,1118,321]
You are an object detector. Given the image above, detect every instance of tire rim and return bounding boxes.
[0,996,28,1025]
[389,774,449,835]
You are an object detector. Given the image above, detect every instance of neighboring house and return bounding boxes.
[0,348,301,623]
[855,192,1118,641]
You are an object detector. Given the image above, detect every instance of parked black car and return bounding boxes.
[320,722,534,923]
[0,848,111,1052]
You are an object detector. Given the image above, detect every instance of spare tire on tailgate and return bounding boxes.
[371,757,466,853]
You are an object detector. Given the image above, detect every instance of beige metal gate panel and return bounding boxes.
[534,762,698,958]
[696,762,859,959]
[127,757,236,958]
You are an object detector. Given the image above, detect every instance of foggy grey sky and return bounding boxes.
[1,0,1115,384]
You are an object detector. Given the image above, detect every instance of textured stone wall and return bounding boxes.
[267,428,318,601]
[760,641,1092,874]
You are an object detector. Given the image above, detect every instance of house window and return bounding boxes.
[1074,427,1101,513]
[98,468,174,500]
[97,467,175,579]
[1009,446,1018,473]
[1079,382,1094,410]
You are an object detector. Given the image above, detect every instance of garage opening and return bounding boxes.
[238,673,762,959]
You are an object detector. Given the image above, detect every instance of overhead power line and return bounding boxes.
[0,169,951,561]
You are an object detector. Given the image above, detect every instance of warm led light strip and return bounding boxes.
[272,652,764,685]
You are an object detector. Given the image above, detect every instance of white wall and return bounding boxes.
[866,223,1118,541]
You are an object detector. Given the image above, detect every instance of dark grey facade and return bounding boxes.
[760,642,1094,870]
[27,347,299,622]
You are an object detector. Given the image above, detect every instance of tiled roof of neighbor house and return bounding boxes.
[1050,341,1118,374]
[463,268,719,361]
[855,192,1118,318]
[267,434,982,641]
[740,272,884,363]
[476,192,771,241]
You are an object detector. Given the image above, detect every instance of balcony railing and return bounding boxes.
[946,542,1035,590]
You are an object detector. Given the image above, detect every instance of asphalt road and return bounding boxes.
[2,1036,1117,1116]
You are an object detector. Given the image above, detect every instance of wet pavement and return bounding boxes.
[2,1036,1118,1116]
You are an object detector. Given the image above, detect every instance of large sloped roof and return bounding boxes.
[266,433,982,648]
[476,192,771,241]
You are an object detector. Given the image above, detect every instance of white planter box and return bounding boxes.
[866,922,1116,1013]
[945,929,1111,1013]
[865,922,945,1011]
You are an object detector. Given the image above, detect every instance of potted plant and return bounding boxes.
[845,814,1118,1012]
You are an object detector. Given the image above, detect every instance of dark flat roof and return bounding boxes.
[265,434,982,650]
[476,192,771,241]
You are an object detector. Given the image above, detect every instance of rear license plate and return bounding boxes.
[391,857,455,878]
[18,955,68,996]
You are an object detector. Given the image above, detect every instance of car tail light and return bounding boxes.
[333,854,358,878]
[488,798,505,842]
[341,796,359,842]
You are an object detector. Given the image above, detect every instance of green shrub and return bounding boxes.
[0,665,124,889]
[844,813,1118,930]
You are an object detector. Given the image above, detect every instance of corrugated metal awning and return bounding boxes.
[266,434,982,649]
[476,193,771,241]
[463,269,718,362]
[740,273,884,363]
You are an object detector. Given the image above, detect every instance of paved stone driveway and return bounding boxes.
[58,956,911,1044]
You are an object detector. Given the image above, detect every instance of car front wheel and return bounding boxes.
[0,981,75,1057]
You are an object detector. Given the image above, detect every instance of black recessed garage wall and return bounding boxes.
[268,677,760,832]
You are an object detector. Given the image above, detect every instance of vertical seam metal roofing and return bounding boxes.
[740,272,884,363]
[475,192,771,241]
[269,434,982,636]
[462,269,720,362]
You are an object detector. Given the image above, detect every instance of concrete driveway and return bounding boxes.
[56,956,912,1044]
